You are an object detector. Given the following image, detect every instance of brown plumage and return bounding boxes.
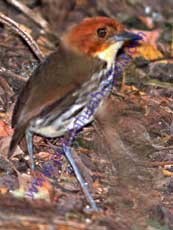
[9,16,132,157]
[9,16,141,211]
[10,47,104,155]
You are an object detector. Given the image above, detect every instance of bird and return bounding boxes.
[8,16,141,211]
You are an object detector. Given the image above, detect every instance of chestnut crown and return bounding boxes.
[63,17,140,64]
[64,17,124,54]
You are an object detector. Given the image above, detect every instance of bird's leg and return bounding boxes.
[63,144,99,212]
[25,129,35,170]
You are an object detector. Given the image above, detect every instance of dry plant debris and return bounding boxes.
[0,0,172,229]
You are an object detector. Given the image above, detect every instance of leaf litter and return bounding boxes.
[0,0,172,229]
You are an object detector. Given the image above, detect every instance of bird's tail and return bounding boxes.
[8,126,25,158]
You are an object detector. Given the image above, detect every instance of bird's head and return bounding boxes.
[63,17,141,65]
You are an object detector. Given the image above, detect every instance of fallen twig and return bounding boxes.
[152,144,173,151]
[149,161,173,167]
[6,0,50,33]
[127,160,173,168]
[144,79,173,89]
[0,212,87,230]
[0,67,28,82]
[0,77,13,96]
[0,12,44,62]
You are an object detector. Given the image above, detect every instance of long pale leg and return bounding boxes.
[63,144,99,211]
[25,129,35,170]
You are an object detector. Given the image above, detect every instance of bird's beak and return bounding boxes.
[110,32,142,42]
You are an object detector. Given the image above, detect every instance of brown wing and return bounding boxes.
[9,45,104,155]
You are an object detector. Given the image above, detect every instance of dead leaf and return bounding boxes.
[36,151,51,160]
[0,136,23,157]
[162,169,173,177]
[11,171,54,202]
[19,24,32,35]
[37,36,55,56]
[127,29,163,60]
[132,43,163,60]
[0,120,13,137]
[0,186,8,194]
[130,29,161,47]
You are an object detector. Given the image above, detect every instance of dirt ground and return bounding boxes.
[0,0,172,229]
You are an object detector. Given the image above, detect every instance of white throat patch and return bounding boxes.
[96,41,124,67]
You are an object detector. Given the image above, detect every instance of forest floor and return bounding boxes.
[0,0,172,229]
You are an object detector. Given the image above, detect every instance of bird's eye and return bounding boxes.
[97,27,107,38]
